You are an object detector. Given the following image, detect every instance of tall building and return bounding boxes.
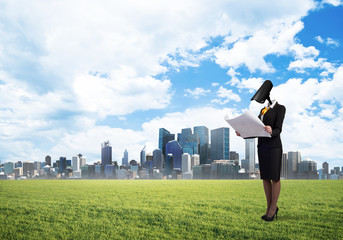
[153,149,163,170]
[59,157,67,173]
[288,151,301,177]
[179,128,192,147]
[191,154,200,169]
[101,141,112,167]
[45,155,51,166]
[122,149,129,166]
[140,146,146,167]
[166,140,183,170]
[322,162,329,176]
[229,151,239,161]
[194,126,209,164]
[245,138,255,172]
[72,155,80,172]
[183,133,199,156]
[211,127,230,161]
[4,162,14,174]
[23,161,34,176]
[158,128,175,159]
[181,153,191,173]
[281,153,288,179]
[298,158,317,179]
[164,154,174,175]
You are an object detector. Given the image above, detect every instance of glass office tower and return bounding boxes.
[153,149,163,170]
[166,140,183,170]
[122,149,129,166]
[211,127,230,161]
[159,128,175,158]
[140,146,146,167]
[101,140,112,167]
[194,126,209,164]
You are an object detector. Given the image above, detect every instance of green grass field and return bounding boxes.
[0,180,342,239]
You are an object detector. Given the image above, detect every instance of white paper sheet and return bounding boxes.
[224,110,271,139]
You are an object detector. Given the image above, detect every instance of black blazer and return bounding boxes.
[258,102,286,148]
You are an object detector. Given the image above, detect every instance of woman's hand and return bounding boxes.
[235,131,241,137]
[264,126,272,134]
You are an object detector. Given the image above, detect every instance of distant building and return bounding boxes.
[229,151,239,161]
[281,153,288,179]
[153,149,163,170]
[23,162,34,177]
[164,154,174,175]
[59,157,67,173]
[72,155,80,172]
[194,126,209,164]
[4,162,14,174]
[288,151,301,178]
[140,146,146,167]
[245,138,255,172]
[159,128,175,160]
[183,133,200,156]
[166,140,183,170]
[191,154,200,170]
[45,155,51,166]
[334,167,340,175]
[181,153,191,173]
[322,162,329,176]
[298,158,317,179]
[101,141,112,167]
[211,127,230,162]
[122,149,129,166]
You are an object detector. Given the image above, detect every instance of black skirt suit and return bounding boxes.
[258,102,286,181]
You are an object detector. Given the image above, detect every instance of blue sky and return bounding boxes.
[0,0,343,169]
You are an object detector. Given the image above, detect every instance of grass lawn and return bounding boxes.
[0,179,342,239]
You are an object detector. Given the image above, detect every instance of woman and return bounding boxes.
[237,80,286,222]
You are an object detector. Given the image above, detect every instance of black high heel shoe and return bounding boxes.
[264,207,278,222]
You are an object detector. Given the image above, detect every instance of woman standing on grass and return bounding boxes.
[236,80,286,222]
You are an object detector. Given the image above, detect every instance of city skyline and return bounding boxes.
[0,1,343,168]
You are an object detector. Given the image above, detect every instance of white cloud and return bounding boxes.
[74,67,172,118]
[288,57,336,73]
[211,82,220,87]
[315,36,340,48]
[321,0,343,7]
[213,20,306,73]
[211,86,241,105]
[184,87,210,99]
[228,77,265,93]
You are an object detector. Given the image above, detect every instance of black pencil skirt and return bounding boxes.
[258,145,282,181]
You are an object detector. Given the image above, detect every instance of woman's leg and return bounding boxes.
[267,180,281,217]
[263,180,272,215]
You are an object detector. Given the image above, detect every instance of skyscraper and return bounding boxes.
[159,128,175,158]
[281,153,288,179]
[101,141,112,167]
[194,126,209,164]
[140,146,146,167]
[153,149,163,170]
[45,155,51,166]
[72,155,80,172]
[245,138,255,172]
[181,153,191,173]
[59,157,67,173]
[183,133,199,156]
[166,140,183,170]
[211,127,230,161]
[322,162,329,176]
[122,149,129,166]
[179,128,192,147]
[288,151,301,178]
